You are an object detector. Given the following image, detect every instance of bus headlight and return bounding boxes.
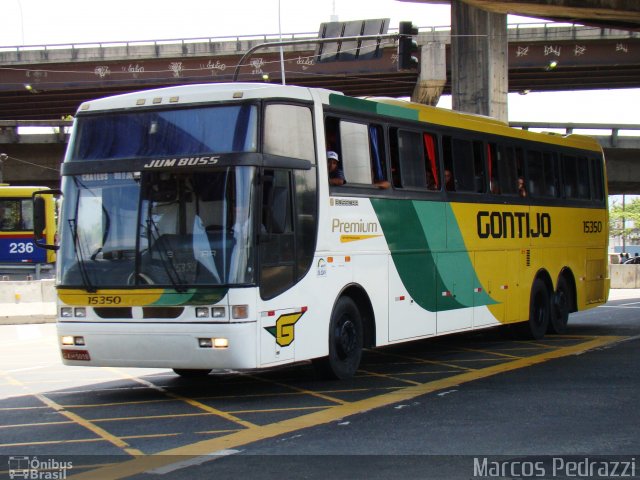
[61,335,85,346]
[198,337,229,349]
[195,307,209,318]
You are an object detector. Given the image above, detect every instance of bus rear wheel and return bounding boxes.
[518,278,550,340]
[173,369,212,378]
[549,276,571,334]
[314,296,363,380]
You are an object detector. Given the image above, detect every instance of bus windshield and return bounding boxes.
[57,167,255,289]
[70,104,258,161]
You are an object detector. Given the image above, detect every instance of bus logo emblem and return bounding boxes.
[264,311,305,347]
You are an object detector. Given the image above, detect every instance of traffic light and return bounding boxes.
[398,21,419,71]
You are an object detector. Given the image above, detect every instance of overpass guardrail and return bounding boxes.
[1,21,638,62]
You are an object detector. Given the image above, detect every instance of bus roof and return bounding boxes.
[0,186,49,197]
[76,83,339,115]
[76,82,601,154]
[334,95,603,153]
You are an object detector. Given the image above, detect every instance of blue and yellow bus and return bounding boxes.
[40,83,608,379]
[0,185,56,268]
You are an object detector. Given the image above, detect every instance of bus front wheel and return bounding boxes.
[314,296,363,380]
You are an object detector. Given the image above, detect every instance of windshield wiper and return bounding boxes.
[68,218,97,293]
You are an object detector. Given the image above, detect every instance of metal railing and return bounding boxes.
[1,21,638,57]
[510,122,640,148]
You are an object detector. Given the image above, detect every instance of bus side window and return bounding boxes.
[543,152,559,197]
[447,137,485,193]
[526,150,543,196]
[325,116,340,157]
[338,120,390,189]
[590,156,605,202]
[487,143,500,194]
[497,146,518,196]
[369,124,390,189]
[340,121,372,185]
[576,156,591,199]
[424,133,439,190]
[395,129,425,188]
[442,136,455,191]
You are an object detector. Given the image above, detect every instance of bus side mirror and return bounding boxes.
[33,189,61,251]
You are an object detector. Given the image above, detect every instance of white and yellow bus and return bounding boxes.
[43,83,608,379]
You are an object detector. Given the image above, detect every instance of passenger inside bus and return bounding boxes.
[518,176,527,197]
[327,151,346,186]
[444,169,455,191]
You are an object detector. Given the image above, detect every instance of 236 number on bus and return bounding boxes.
[9,242,34,254]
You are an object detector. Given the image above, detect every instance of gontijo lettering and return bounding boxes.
[477,211,551,239]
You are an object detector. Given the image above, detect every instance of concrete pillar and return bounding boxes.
[451,0,508,121]
[411,42,447,106]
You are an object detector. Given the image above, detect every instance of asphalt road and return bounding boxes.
[1,290,639,480]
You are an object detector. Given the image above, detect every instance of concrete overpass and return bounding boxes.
[413,0,640,31]
[0,22,638,119]
[1,120,637,194]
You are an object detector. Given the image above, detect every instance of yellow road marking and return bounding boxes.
[73,335,624,479]
[515,340,557,349]
[33,392,144,456]
[454,347,523,359]
[358,369,422,386]
[367,349,475,371]
[243,373,348,405]
[195,429,242,435]
[0,370,144,457]
[107,367,257,429]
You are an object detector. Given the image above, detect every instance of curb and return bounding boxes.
[0,315,56,325]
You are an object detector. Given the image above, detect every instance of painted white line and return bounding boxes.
[145,449,241,475]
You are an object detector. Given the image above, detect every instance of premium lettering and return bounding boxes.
[332,218,378,234]
[477,211,551,239]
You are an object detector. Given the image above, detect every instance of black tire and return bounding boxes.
[518,278,551,340]
[314,296,363,380]
[173,369,212,378]
[549,276,571,334]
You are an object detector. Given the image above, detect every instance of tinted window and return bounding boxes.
[72,105,258,161]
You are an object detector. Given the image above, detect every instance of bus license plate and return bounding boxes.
[61,349,91,361]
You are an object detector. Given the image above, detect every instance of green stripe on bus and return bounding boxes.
[328,94,419,121]
[152,288,228,306]
[371,199,496,312]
